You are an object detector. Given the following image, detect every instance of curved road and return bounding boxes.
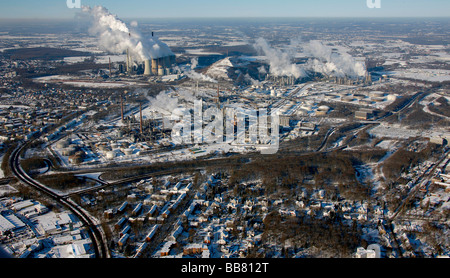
[9,141,110,258]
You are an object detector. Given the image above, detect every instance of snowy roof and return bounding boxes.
[0,214,16,233]
[11,200,36,211]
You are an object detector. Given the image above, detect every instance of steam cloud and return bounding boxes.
[303,40,367,78]
[186,57,218,83]
[146,91,180,116]
[81,6,173,63]
[253,38,367,79]
[253,38,307,79]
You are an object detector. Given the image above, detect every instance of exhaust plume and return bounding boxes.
[186,57,218,83]
[81,5,173,63]
[253,38,307,79]
[303,40,367,78]
[253,38,367,79]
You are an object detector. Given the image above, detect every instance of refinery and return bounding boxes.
[0,4,449,266]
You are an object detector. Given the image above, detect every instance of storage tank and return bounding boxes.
[353,94,365,100]
[106,151,115,160]
[387,95,397,101]
[342,95,355,102]
[369,91,385,98]
[318,105,330,112]
[372,97,386,103]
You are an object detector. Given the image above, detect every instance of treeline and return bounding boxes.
[383,142,440,182]
[226,149,383,200]
[3,47,90,60]
[428,96,450,118]
[1,142,18,178]
[21,157,48,174]
[37,173,97,191]
[248,210,362,258]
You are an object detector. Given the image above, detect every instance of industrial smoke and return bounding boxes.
[253,38,307,79]
[186,57,218,83]
[253,38,367,79]
[303,40,367,78]
[81,6,174,63]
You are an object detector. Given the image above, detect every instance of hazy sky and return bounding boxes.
[1,0,449,19]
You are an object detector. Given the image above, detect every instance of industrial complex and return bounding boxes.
[0,5,449,262]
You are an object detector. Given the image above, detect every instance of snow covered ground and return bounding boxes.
[33,75,147,88]
[369,124,423,139]
[391,68,450,82]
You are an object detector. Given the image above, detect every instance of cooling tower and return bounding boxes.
[144,59,151,76]
[164,56,170,68]
[169,55,176,66]
[147,55,176,76]
[157,57,164,76]
[152,59,158,75]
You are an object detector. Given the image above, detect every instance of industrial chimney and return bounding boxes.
[140,102,143,134]
[121,93,125,123]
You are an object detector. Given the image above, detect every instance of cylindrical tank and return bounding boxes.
[369,91,385,98]
[106,151,115,160]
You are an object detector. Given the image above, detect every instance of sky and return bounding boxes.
[0,0,449,19]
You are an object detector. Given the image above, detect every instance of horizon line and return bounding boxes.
[0,15,450,21]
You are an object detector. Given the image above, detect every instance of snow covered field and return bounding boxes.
[392,68,450,82]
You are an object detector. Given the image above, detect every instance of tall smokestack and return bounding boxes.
[126,48,131,74]
[144,59,151,76]
[109,57,112,76]
[217,84,220,109]
[140,102,143,134]
[120,93,124,122]
[157,57,164,76]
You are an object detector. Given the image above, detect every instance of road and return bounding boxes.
[9,141,110,258]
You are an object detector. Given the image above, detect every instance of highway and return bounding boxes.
[9,141,110,258]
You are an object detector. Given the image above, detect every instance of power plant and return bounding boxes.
[145,55,177,76]
[123,48,176,77]
[82,6,177,78]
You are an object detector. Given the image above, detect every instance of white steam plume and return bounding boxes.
[254,38,366,79]
[253,38,307,79]
[303,40,367,78]
[81,6,173,62]
[146,91,179,115]
[186,57,218,83]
